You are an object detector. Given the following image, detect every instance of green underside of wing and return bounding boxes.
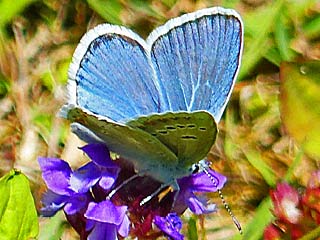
[127,111,218,167]
[67,108,218,172]
[67,108,178,169]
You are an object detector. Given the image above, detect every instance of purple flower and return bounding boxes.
[38,157,90,216]
[38,143,120,216]
[113,157,227,239]
[152,169,227,239]
[85,200,130,240]
[154,213,184,240]
[39,143,228,240]
[174,169,227,215]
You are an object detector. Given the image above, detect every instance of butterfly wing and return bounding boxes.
[147,7,243,122]
[66,24,161,123]
[68,108,217,182]
[64,7,242,124]
[67,108,178,171]
[127,111,217,168]
[63,7,242,182]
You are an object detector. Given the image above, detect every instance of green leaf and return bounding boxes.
[303,15,320,39]
[187,216,198,240]
[284,150,303,182]
[0,169,39,240]
[0,0,35,28]
[287,0,318,22]
[299,225,320,240]
[239,0,284,80]
[242,148,276,187]
[280,61,320,158]
[32,113,52,143]
[87,0,123,25]
[274,8,296,61]
[0,73,10,99]
[161,0,177,8]
[264,47,282,67]
[55,59,70,85]
[38,212,67,240]
[128,0,162,19]
[221,0,241,9]
[40,71,55,92]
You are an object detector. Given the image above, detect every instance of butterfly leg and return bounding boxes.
[139,180,180,207]
[139,183,170,206]
[107,171,148,200]
[169,181,180,210]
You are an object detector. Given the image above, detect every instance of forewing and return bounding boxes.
[67,108,178,171]
[67,24,160,123]
[147,7,243,122]
[127,111,217,168]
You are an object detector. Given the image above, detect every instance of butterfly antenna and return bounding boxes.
[202,166,243,234]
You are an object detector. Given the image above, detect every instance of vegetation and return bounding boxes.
[0,0,319,239]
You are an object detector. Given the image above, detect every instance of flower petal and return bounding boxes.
[64,193,89,215]
[271,182,301,224]
[85,200,128,225]
[40,190,67,217]
[308,170,320,188]
[87,222,118,240]
[187,193,216,214]
[99,168,119,190]
[263,224,282,240]
[117,214,130,237]
[188,169,227,192]
[154,213,184,240]
[70,162,101,193]
[81,144,117,168]
[38,157,73,195]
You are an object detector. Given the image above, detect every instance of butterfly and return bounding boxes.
[61,6,243,194]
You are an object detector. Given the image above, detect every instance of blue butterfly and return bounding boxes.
[61,7,243,195]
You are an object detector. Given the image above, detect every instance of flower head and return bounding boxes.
[264,174,320,240]
[175,169,227,215]
[270,182,301,224]
[154,213,184,240]
[39,143,128,239]
[302,170,320,224]
[39,143,228,239]
[85,200,130,239]
[112,157,227,238]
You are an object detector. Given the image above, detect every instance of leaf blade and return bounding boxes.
[0,170,39,240]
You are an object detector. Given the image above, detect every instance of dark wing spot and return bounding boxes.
[91,38,104,50]
[187,124,196,129]
[120,35,140,46]
[199,127,207,131]
[166,125,176,130]
[181,135,197,139]
[158,130,168,135]
[176,125,186,129]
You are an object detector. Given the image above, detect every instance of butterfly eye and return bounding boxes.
[189,164,200,174]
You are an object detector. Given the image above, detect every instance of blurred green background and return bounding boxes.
[0,0,319,239]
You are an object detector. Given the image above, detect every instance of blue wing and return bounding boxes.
[147,7,243,122]
[65,7,243,124]
[67,24,161,123]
